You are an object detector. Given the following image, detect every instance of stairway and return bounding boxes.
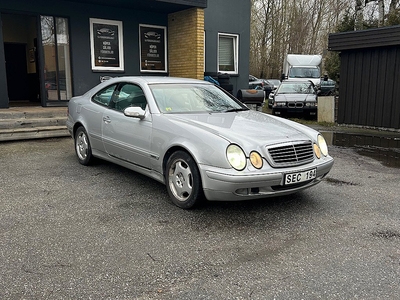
[0,107,70,142]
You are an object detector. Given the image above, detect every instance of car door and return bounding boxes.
[84,83,118,153]
[102,82,152,169]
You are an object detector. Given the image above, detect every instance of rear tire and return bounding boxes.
[74,126,93,165]
[165,151,203,209]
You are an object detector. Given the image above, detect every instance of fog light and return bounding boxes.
[236,188,249,195]
[314,143,321,159]
[250,151,263,169]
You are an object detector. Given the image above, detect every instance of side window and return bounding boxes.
[112,83,147,112]
[218,33,239,74]
[92,84,118,106]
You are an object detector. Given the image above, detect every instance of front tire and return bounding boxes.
[74,126,93,165]
[166,151,203,209]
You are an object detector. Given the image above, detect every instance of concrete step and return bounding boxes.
[0,126,70,141]
[0,107,69,142]
[0,107,67,119]
[0,116,67,129]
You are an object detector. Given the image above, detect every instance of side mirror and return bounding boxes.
[124,106,146,120]
[100,75,112,82]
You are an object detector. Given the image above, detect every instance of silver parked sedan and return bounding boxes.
[67,76,334,209]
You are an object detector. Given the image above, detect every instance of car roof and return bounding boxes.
[103,76,212,85]
[281,80,313,85]
[320,79,335,85]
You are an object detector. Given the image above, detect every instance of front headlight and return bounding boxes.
[305,102,317,107]
[318,134,328,156]
[227,144,246,171]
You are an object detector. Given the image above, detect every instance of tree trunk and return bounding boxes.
[377,0,385,26]
[355,0,363,30]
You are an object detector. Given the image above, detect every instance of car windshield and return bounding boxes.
[268,79,281,86]
[277,82,315,95]
[149,83,248,113]
[321,80,335,86]
[289,67,320,78]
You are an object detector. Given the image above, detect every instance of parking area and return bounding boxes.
[1,137,400,299]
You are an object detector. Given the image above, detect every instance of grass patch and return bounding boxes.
[261,105,336,127]
[289,118,335,127]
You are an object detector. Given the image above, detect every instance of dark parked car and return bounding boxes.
[319,79,336,96]
[249,75,274,96]
[266,79,281,90]
[271,80,318,118]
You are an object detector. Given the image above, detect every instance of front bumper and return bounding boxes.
[199,157,334,201]
[273,106,317,117]
[66,116,74,137]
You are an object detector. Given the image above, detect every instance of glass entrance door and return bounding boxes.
[40,15,72,105]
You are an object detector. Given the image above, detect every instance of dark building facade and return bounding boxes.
[328,26,400,130]
[0,0,250,108]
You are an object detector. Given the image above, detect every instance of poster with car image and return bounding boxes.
[90,18,124,71]
[139,24,167,73]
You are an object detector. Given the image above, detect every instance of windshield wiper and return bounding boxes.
[223,108,249,112]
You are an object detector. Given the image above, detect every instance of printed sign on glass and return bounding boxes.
[90,18,124,71]
[139,24,167,73]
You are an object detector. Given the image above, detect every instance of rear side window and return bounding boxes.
[92,84,118,106]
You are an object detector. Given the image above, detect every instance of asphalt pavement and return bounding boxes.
[1,137,400,299]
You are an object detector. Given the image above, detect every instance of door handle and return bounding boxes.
[103,116,111,124]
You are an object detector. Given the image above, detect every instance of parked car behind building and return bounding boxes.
[271,80,318,119]
[266,79,281,90]
[248,75,274,96]
[319,79,336,96]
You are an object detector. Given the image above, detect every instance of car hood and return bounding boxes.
[275,93,316,102]
[166,110,314,148]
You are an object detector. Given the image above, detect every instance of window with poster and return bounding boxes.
[139,24,167,73]
[90,18,124,72]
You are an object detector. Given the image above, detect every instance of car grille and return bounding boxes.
[266,141,314,167]
[288,102,304,108]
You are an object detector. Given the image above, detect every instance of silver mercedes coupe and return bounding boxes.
[66,76,334,209]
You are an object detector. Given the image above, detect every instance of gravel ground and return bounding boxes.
[0,136,399,299]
